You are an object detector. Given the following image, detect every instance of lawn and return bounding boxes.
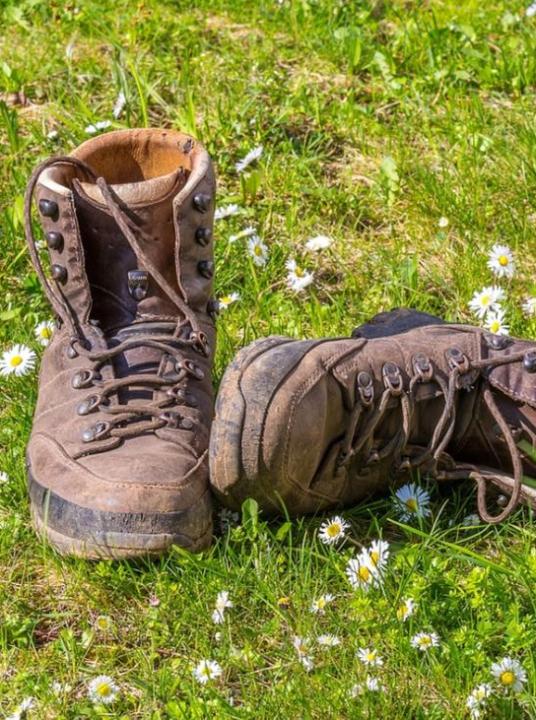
[1,0,536,717]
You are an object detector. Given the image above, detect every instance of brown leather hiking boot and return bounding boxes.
[25,128,216,558]
[210,309,536,523]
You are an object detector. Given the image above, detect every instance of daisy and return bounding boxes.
[218,507,240,532]
[310,594,335,614]
[350,677,384,696]
[522,297,536,317]
[6,697,34,720]
[317,634,341,647]
[193,659,223,684]
[112,90,126,119]
[215,204,241,221]
[0,471,9,483]
[346,551,380,591]
[305,235,333,252]
[46,129,59,141]
[462,513,481,526]
[212,590,233,624]
[318,515,349,545]
[468,286,505,319]
[285,258,314,293]
[487,244,515,279]
[148,594,160,607]
[34,320,55,346]
[292,635,314,671]
[393,483,431,521]
[218,292,240,311]
[356,647,383,667]
[87,675,119,704]
[368,539,389,571]
[411,631,440,652]
[396,598,416,621]
[51,682,71,695]
[247,235,269,267]
[484,309,509,336]
[229,225,257,243]
[85,120,112,135]
[438,216,449,228]
[526,2,536,18]
[235,145,263,173]
[0,344,36,377]
[491,656,527,693]
[466,684,492,720]
[300,654,314,671]
[94,615,113,632]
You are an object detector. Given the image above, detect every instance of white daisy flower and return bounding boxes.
[46,129,59,141]
[305,235,333,252]
[300,654,314,672]
[229,225,257,243]
[292,635,314,670]
[247,235,269,267]
[87,675,119,704]
[285,258,314,293]
[526,2,536,17]
[6,697,35,720]
[393,483,431,521]
[0,471,9,483]
[466,684,492,720]
[484,309,509,336]
[212,590,233,624]
[51,681,71,695]
[346,551,381,591]
[491,656,527,693]
[218,507,240,532]
[487,243,515,279]
[0,344,37,377]
[356,647,383,667]
[85,120,112,135]
[468,286,505,319]
[94,615,113,632]
[218,292,240,311]
[368,539,389,571]
[350,677,384,695]
[318,515,349,545]
[34,320,55,346]
[235,145,263,173]
[462,513,481,526]
[396,598,416,621]
[215,204,241,221]
[193,659,223,684]
[112,91,126,119]
[317,634,341,647]
[310,594,335,614]
[522,297,536,317]
[411,631,440,652]
[438,216,449,228]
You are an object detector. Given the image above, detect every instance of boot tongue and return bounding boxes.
[73,168,188,331]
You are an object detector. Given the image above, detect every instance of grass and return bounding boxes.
[1,0,536,716]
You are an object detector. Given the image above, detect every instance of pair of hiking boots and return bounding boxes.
[24,128,536,558]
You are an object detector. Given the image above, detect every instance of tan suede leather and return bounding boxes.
[210,310,536,523]
[25,129,216,557]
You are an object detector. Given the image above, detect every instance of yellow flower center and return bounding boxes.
[254,245,262,256]
[9,355,23,367]
[498,255,509,266]
[397,604,407,619]
[366,652,376,662]
[500,670,515,686]
[358,566,371,582]
[277,596,290,607]
[40,327,52,339]
[405,497,418,512]
[489,320,500,333]
[326,522,341,538]
[317,598,326,609]
[419,636,432,647]
[295,267,304,277]
[97,683,111,697]
[370,550,379,565]
[481,294,490,306]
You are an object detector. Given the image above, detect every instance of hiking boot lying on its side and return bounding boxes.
[209,309,536,523]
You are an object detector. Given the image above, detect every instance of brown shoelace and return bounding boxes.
[24,156,208,452]
[338,347,531,523]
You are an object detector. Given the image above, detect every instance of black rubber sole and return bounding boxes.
[27,466,212,559]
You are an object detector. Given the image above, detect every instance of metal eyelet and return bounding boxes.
[189,330,209,356]
[382,362,403,395]
[175,359,205,381]
[195,227,212,246]
[357,371,374,406]
[39,198,59,219]
[523,351,536,373]
[193,193,211,212]
[412,353,433,382]
[166,387,199,407]
[159,411,194,430]
[198,260,214,279]
[81,422,109,443]
[366,450,380,465]
[71,369,100,389]
[484,333,511,351]
[76,395,101,416]
[445,347,470,373]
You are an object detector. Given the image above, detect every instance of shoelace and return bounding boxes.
[337,346,532,524]
[24,156,209,452]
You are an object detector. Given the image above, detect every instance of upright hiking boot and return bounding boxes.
[25,128,216,558]
[210,309,536,523]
